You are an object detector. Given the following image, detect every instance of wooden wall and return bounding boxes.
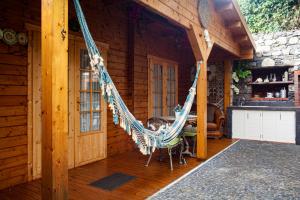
[0,0,197,189]
[0,0,34,189]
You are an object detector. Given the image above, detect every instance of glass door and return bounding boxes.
[75,42,107,167]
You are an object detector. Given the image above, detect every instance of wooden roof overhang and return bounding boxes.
[135,0,256,60]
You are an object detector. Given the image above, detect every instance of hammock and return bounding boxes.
[73,0,201,155]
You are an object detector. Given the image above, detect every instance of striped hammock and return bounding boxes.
[73,0,201,155]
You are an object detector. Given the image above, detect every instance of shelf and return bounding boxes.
[251,98,289,101]
[248,65,294,70]
[249,81,294,85]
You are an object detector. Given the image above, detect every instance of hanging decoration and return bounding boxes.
[17,32,28,45]
[197,0,213,48]
[0,28,28,46]
[0,29,3,40]
[2,29,17,46]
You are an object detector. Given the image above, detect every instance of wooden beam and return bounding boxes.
[240,48,254,60]
[227,21,242,32]
[224,60,232,115]
[196,60,207,159]
[186,24,205,61]
[41,0,68,199]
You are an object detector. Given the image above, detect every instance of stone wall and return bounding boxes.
[251,30,300,67]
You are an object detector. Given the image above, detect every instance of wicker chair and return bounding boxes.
[145,117,185,171]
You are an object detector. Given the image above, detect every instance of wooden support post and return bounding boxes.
[41,0,68,199]
[224,60,232,115]
[196,60,207,159]
[186,24,211,159]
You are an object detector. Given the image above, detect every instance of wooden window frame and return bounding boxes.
[147,55,178,118]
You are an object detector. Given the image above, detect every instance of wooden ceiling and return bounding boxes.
[214,0,256,51]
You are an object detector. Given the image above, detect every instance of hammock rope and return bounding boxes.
[73,0,201,155]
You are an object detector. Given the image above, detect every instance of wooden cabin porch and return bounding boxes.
[0,0,255,198]
[0,139,235,199]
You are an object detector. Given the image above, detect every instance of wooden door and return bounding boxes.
[148,55,178,118]
[74,42,107,167]
[28,30,76,179]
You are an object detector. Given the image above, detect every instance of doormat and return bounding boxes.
[149,140,300,199]
[90,172,136,191]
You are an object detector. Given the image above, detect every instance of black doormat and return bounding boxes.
[90,172,136,191]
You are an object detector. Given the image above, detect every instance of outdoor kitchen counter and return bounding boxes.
[228,106,300,112]
[226,106,300,145]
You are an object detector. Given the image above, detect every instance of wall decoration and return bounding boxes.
[2,29,17,46]
[197,0,210,29]
[17,32,28,45]
[0,29,3,40]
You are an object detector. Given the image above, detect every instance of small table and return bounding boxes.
[159,115,197,157]
[159,115,197,123]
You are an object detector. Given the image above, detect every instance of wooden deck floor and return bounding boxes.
[0,139,235,200]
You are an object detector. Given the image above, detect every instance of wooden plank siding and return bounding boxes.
[0,0,29,186]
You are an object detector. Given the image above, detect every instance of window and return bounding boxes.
[79,49,101,132]
[148,56,178,118]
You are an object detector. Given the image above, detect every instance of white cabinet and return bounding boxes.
[244,111,262,140]
[232,110,245,139]
[276,112,296,143]
[232,110,296,144]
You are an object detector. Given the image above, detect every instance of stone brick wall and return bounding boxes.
[252,30,300,67]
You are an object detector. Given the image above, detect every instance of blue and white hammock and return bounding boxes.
[73,0,201,155]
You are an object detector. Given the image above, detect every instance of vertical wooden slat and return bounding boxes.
[196,60,207,159]
[224,60,232,115]
[27,30,33,182]
[162,63,168,116]
[41,0,68,199]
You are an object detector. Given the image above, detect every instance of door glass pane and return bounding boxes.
[79,48,101,133]
[80,113,90,132]
[92,92,100,111]
[80,71,90,90]
[167,66,176,116]
[92,112,101,131]
[152,64,163,117]
[80,92,90,112]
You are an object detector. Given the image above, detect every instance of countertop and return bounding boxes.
[228,106,300,111]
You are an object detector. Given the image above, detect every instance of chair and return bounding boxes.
[207,103,225,139]
[145,117,185,171]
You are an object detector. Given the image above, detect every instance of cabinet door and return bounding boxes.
[276,111,296,143]
[244,111,262,140]
[261,111,279,142]
[232,110,245,139]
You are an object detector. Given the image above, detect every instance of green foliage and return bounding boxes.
[237,0,300,33]
[232,61,251,95]
[233,61,251,81]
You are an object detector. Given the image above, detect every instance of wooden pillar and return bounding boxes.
[186,24,210,159]
[224,60,232,114]
[41,0,68,199]
[196,60,207,159]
